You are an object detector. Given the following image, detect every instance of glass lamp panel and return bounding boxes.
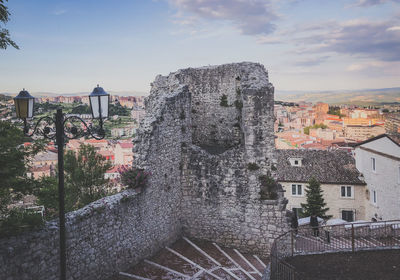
[100,95,109,118]
[28,98,34,118]
[90,95,100,118]
[16,99,28,118]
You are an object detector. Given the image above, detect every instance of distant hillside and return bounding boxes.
[275,87,400,105]
[0,90,148,98]
[0,94,12,101]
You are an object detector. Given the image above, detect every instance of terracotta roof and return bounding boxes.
[118,142,134,149]
[31,165,51,172]
[276,149,365,185]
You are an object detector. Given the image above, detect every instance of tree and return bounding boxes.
[0,121,44,215]
[301,177,332,219]
[304,123,328,135]
[36,144,113,217]
[0,0,19,49]
[64,144,112,207]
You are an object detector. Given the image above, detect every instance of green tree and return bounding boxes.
[301,177,332,219]
[0,121,44,215]
[36,144,113,217]
[303,123,328,135]
[1,0,19,49]
[64,144,112,207]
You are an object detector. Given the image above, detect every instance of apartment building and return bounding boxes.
[354,134,400,221]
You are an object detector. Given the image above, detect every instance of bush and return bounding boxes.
[234,100,243,110]
[0,208,44,237]
[118,166,150,189]
[259,175,278,200]
[220,95,229,107]
[247,162,260,171]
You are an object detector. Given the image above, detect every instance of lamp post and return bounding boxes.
[13,85,110,280]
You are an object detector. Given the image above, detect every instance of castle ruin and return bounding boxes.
[0,62,289,280]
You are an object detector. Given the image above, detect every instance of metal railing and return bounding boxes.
[270,220,400,280]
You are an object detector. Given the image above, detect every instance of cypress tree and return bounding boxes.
[301,177,332,219]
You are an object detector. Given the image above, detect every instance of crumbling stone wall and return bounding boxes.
[137,62,290,257]
[0,62,290,280]
[0,188,181,280]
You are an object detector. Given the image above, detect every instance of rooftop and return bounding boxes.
[276,149,365,185]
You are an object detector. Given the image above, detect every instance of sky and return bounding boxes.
[1,0,400,94]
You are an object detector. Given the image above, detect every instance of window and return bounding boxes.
[291,184,303,196]
[341,186,353,198]
[371,157,376,172]
[342,210,354,222]
[373,190,377,204]
[294,160,299,165]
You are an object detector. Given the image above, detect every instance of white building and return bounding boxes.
[276,149,366,221]
[354,134,400,221]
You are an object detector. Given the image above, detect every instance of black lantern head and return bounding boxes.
[89,85,109,119]
[13,89,35,119]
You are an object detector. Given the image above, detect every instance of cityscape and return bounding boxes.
[1,1,400,280]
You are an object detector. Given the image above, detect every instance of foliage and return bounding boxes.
[0,208,43,237]
[34,101,60,114]
[234,100,243,110]
[109,102,130,116]
[304,123,328,135]
[0,0,19,49]
[258,175,278,200]
[247,162,260,171]
[71,104,91,114]
[300,177,332,219]
[35,144,113,217]
[118,166,149,189]
[0,121,45,215]
[64,144,112,207]
[220,94,229,107]
[328,106,344,117]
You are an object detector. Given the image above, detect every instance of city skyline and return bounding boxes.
[1,0,400,94]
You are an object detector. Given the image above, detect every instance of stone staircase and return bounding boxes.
[116,237,268,280]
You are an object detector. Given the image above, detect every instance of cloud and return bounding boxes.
[296,19,400,61]
[352,0,400,7]
[294,56,330,67]
[52,9,67,16]
[168,0,278,35]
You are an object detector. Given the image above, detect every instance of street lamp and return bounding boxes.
[13,86,110,280]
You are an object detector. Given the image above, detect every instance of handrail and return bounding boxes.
[270,219,400,280]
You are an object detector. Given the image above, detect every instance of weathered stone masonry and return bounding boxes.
[140,63,290,257]
[0,62,290,280]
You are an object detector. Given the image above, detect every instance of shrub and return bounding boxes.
[259,175,278,200]
[180,110,186,120]
[234,100,243,110]
[118,166,150,189]
[247,162,260,171]
[220,94,229,107]
[0,208,44,237]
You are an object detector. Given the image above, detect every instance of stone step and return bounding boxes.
[118,238,269,280]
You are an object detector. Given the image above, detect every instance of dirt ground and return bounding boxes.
[286,249,400,280]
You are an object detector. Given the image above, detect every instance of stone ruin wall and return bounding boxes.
[0,87,188,280]
[0,62,290,280]
[137,62,290,257]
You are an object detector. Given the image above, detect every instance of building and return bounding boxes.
[344,124,385,141]
[276,149,366,221]
[114,142,134,165]
[28,165,53,179]
[31,150,58,167]
[354,134,400,221]
[385,114,400,134]
[314,102,329,114]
